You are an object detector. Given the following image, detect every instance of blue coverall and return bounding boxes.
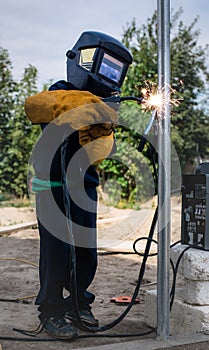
[33,81,99,319]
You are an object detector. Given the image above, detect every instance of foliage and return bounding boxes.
[121,8,209,171]
[170,14,209,169]
[0,48,17,160]
[99,8,209,205]
[0,49,41,197]
[98,103,157,205]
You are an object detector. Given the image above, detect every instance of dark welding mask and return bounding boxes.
[66,31,133,98]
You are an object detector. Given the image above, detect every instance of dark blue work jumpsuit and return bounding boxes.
[33,81,99,318]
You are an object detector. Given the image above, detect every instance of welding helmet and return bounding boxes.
[66,31,133,98]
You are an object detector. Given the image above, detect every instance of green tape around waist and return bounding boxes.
[31,176,62,193]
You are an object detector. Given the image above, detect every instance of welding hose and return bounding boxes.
[61,132,158,332]
[62,135,155,331]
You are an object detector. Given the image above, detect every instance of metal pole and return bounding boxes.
[157,0,171,340]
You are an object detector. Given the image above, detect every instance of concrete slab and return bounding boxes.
[170,244,209,281]
[145,288,209,334]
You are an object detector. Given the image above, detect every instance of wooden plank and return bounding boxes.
[0,221,37,236]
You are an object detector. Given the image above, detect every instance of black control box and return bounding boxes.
[181,173,209,250]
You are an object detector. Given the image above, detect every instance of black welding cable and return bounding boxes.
[0,326,155,342]
[63,129,158,333]
[96,206,158,332]
[61,135,89,332]
[61,135,109,333]
[169,242,201,310]
[61,132,158,333]
[133,237,158,257]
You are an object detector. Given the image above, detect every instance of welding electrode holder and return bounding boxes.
[102,95,157,153]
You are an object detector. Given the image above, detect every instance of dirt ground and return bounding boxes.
[0,195,182,349]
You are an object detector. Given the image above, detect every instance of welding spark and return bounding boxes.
[139,81,180,114]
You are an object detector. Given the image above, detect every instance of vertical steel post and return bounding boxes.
[157,0,171,340]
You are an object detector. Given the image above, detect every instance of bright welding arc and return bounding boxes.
[139,81,180,114]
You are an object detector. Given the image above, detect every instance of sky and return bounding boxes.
[0,0,209,89]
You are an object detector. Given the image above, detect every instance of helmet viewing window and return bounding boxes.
[98,53,124,84]
[79,48,97,71]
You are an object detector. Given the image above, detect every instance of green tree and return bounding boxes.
[0,52,40,197]
[9,65,40,197]
[99,8,209,204]
[0,48,17,161]
[170,15,209,170]
[121,8,209,172]
[0,48,17,196]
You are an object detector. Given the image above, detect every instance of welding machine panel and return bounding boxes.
[181,174,209,250]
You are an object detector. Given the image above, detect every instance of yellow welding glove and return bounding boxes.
[79,123,113,144]
[55,100,117,131]
[79,124,115,164]
[24,89,117,129]
[80,132,115,164]
[25,89,117,164]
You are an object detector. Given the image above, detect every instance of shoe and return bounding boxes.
[43,316,78,339]
[66,309,99,327]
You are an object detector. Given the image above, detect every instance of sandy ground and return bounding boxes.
[0,195,182,349]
